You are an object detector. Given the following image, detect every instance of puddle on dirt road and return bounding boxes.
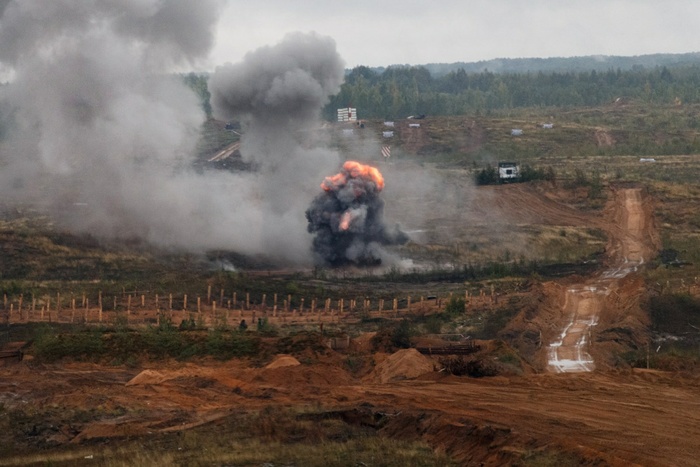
[548,188,647,373]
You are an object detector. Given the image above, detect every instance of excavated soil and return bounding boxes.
[2,183,696,466]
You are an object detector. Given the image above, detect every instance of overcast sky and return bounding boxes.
[209,0,700,70]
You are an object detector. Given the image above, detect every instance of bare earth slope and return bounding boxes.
[2,185,695,467]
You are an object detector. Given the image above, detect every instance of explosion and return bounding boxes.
[306,161,407,266]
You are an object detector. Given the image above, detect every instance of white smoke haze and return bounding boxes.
[0,0,345,265]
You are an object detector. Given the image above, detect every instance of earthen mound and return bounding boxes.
[265,355,301,369]
[365,348,437,383]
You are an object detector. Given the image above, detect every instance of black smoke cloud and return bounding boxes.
[306,161,408,266]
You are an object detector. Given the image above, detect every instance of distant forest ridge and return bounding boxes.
[362,52,700,76]
[325,51,700,119]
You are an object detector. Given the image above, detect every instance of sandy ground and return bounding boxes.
[2,183,693,466]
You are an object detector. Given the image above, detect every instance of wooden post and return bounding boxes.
[81,293,85,308]
[127,295,132,312]
[113,296,117,311]
[339,299,344,314]
[18,295,23,314]
[155,294,160,312]
[98,291,103,312]
[287,294,291,311]
[393,298,398,313]
[183,294,187,311]
[407,296,411,312]
[169,293,173,310]
[300,298,305,314]
[274,293,278,308]
[141,294,145,307]
[379,299,384,312]
[84,299,89,322]
[311,299,316,315]
[219,289,224,306]
[47,296,51,313]
[262,294,267,312]
[197,296,201,313]
[207,285,212,304]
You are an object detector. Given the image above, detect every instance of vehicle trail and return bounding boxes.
[548,188,647,373]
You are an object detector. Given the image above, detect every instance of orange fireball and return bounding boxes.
[320,160,384,192]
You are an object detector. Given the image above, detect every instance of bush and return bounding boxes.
[370,320,416,351]
[444,296,466,315]
[439,356,498,377]
[33,325,105,362]
[475,166,499,185]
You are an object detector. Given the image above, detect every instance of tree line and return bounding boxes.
[323,64,700,120]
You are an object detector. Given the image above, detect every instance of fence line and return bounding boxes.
[1,288,502,328]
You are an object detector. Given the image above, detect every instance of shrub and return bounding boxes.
[444,296,466,315]
[439,356,498,377]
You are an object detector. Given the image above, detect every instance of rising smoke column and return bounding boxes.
[0,2,345,264]
[306,161,408,266]
[208,32,346,260]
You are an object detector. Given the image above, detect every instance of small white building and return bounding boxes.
[511,128,523,136]
[337,107,357,122]
[542,123,554,129]
[498,162,520,181]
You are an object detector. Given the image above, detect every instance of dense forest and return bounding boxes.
[323,63,700,120]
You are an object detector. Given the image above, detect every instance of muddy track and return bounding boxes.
[546,187,658,373]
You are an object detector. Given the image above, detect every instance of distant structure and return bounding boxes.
[498,162,520,181]
[337,107,357,122]
[511,128,523,136]
[542,123,554,129]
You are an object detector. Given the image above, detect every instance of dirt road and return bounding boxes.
[547,187,652,373]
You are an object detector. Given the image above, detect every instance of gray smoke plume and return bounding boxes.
[208,31,345,259]
[0,1,344,265]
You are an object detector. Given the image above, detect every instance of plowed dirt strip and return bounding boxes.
[547,188,650,373]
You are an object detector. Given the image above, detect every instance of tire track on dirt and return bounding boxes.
[547,187,652,373]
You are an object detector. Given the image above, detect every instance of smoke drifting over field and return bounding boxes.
[0,1,343,264]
